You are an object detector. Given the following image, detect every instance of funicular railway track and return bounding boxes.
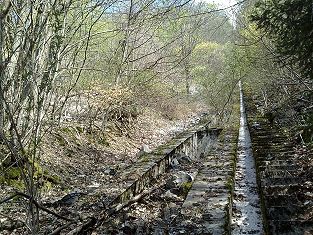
[94,127,239,234]
[248,117,313,234]
[246,94,313,235]
[4,84,311,235]
[69,84,313,234]
[77,86,312,235]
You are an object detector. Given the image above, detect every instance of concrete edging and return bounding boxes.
[110,124,222,208]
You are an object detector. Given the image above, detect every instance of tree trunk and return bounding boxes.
[184,62,191,95]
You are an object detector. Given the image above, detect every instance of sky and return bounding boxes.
[195,0,238,26]
[195,0,237,8]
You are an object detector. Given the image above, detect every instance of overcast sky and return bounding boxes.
[195,0,237,8]
[195,0,238,26]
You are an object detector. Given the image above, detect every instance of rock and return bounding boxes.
[136,144,152,157]
[53,191,86,207]
[202,213,212,220]
[87,182,100,190]
[251,122,261,129]
[200,111,209,117]
[141,144,152,152]
[168,202,178,208]
[304,201,312,206]
[166,171,193,189]
[171,153,192,166]
[177,153,192,164]
[170,158,179,168]
[103,168,117,176]
[168,187,180,196]
[163,190,183,201]
[266,153,274,160]
[121,221,136,234]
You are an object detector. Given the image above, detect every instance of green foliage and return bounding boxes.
[1,162,61,189]
[250,0,313,79]
[191,40,240,124]
[192,42,226,88]
[6,168,20,179]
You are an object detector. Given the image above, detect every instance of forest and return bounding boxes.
[0,0,312,234]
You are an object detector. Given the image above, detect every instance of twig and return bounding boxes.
[0,192,19,204]
[20,191,75,222]
[0,191,75,222]
[66,224,84,235]
[49,221,75,235]
[66,217,97,235]
[96,183,162,228]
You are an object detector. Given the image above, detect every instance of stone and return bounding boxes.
[136,144,152,157]
[171,153,192,165]
[251,122,261,129]
[177,154,192,164]
[103,168,117,176]
[121,221,136,234]
[166,171,193,189]
[170,158,179,168]
[53,191,85,207]
[163,190,183,201]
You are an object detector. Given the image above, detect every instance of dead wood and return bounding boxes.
[0,191,75,222]
[49,221,75,235]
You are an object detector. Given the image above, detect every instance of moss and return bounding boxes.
[44,174,61,184]
[7,179,25,190]
[34,162,62,185]
[225,178,233,193]
[223,200,231,235]
[75,126,84,133]
[61,127,73,134]
[56,134,66,146]
[139,154,149,162]
[34,162,43,176]
[41,181,53,193]
[6,168,20,179]
[98,137,110,146]
[181,182,193,197]
[0,175,6,184]
[3,160,61,190]
[2,166,24,188]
